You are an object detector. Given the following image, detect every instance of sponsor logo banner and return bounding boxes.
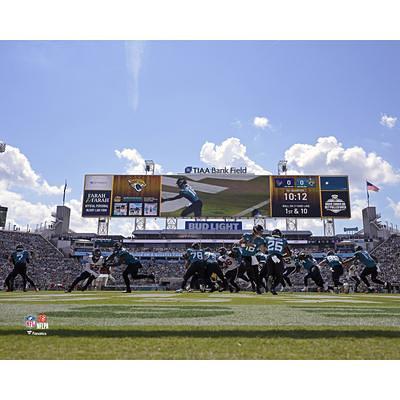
[185,221,243,231]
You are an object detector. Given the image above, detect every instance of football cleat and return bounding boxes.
[175,288,183,293]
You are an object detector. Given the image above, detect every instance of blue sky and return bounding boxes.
[1,41,399,234]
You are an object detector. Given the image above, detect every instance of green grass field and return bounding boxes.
[0,290,399,359]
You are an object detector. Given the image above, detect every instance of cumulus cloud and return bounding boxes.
[388,198,400,218]
[0,144,65,195]
[253,116,269,129]
[284,136,400,191]
[125,41,145,111]
[115,148,163,174]
[380,114,397,129]
[200,137,271,174]
[0,182,53,228]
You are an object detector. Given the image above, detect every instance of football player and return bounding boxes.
[218,246,241,292]
[66,248,103,292]
[319,250,344,292]
[346,261,361,292]
[261,229,291,295]
[161,178,203,217]
[204,247,227,292]
[294,252,325,292]
[4,244,38,292]
[344,246,387,292]
[176,243,206,293]
[238,225,266,294]
[106,243,155,293]
[282,258,297,291]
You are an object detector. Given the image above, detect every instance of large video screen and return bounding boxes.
[82,174,351,219]
[161,175,270,218]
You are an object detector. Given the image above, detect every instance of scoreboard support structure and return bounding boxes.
[134,217,146,231]
[253,216,267,229]
[165,217,178,230]
[286,218,298,231]
[97,217,110,236]
[323,218,335,237]
[277,160,298,232]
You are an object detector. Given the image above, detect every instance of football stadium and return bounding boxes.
[1,39,400,366]
[1,168,400,360]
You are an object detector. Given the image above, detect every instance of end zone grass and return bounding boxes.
[0,291,399,359]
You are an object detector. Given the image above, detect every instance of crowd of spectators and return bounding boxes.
[0,231,82,290]
[371,235,400,284]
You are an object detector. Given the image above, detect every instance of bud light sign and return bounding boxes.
[185,221,243,231]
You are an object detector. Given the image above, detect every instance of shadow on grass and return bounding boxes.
[0,328,399,339]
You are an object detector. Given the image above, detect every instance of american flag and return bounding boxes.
[366,181,380,192]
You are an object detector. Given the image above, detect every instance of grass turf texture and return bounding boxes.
[0,291,399,359]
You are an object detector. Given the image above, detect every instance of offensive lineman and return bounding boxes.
[4,244,38,292]
[161,177,203,217]
[106,242,155,293]
[66,248,103,292]
[239,225,266,294]
[176,243,206,293]
[204,247,227,292]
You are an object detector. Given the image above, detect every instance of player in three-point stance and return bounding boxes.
[107,242,155,293]
[66,248,103,292]
[204,247,227,292]
[294,252,326,292]
[261,229,291,295]
[344,246,387,292]
[239,225,266,294]
[176,243,207,293]
[161,177,203,217]
[4,244,38,292]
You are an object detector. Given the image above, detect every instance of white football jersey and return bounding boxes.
[219,255,240,273]
[83,256,104,277]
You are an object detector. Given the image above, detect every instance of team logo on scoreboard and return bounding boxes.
[324,194,347,214]
[128,178,147,193]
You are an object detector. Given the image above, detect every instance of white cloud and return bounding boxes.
[66,198,97,233]
[253,116,269,129]
[115,148,163,174]
[388,198,400,218]
[380,114,397,129]
[284,136,400,191]
[200,137,272,174]
[0,182,53,228]
[0,144,66,195]
[125,41,145,111]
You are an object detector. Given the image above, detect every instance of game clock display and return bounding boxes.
[270,176,321,218]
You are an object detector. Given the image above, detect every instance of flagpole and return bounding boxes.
[366,180,370,208]
[63,179,67,206]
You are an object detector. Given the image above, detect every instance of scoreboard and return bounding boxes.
[82,174,351,219]
[270,175,351,219]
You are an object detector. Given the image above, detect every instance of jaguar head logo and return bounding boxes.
[128,178,147,193]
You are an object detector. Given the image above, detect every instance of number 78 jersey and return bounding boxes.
[265,236,288,256]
